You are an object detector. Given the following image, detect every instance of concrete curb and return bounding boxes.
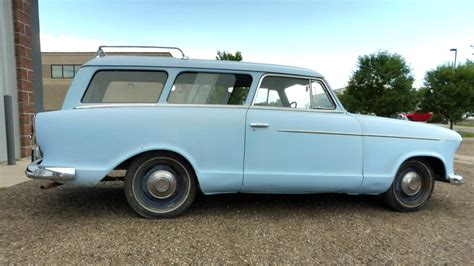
[0,159,30,188]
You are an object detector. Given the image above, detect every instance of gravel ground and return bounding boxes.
[1,141,473,264]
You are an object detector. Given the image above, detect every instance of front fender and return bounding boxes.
[358,138,456,194]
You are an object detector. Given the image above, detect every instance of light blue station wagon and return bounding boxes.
[27,46,463,218]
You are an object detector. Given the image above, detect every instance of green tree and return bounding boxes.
[216,51,242,61]
[420,61,474,129]
[337,89,351,109]
[343,51,417,117]
[215,51,247,104]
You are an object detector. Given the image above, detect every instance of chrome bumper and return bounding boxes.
[25,159,76,180]
[448,174,464,185]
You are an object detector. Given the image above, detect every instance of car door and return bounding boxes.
[242,75,363,193]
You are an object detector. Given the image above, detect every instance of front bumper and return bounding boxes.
[448,174,464,185]
[26,159,76,181]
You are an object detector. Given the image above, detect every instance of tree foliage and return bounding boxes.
[216,51,243,61]
[341,51,417,117]
[419,60,474,129]
[214,50,246,104]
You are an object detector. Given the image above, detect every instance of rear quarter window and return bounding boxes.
[82,70,168,103]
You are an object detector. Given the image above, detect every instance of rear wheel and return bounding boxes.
[382,160,434,212]
[124,152,197,218]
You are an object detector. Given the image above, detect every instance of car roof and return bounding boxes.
[83,56,323,78]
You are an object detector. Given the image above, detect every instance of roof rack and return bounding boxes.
[95,45,188,59]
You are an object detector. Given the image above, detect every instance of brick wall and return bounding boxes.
[12,0,34,157]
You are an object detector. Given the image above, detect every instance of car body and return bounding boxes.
[26,47,463,218]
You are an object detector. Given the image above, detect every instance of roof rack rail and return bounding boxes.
[95,45,188,59]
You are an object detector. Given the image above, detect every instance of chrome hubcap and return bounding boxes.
[146,170,177,199]
[401,171,422,196]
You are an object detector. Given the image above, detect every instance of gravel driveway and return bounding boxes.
[1,141,473,264]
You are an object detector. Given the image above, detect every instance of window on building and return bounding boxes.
[167,72,252,105]
[74,65,81,75]
[50,64,82,79]
[63,65,74,78]
[51,65,63,78]
[82,70,168,103]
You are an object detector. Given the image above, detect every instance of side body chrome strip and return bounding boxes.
[276,129,441,141]
[363,133,440,141]
[277,129,360,137]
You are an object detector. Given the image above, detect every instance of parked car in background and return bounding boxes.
[26,46,463,218]
[404,112,433,122]
[463,113,474,120]
[391,113,409,120]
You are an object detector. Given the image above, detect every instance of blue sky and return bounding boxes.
[39,0,474,88]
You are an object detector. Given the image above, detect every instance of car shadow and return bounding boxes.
[28,181,389,219]
[192,192,387,214]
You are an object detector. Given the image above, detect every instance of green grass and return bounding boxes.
[459,131,474,138]
[456,120,474,127]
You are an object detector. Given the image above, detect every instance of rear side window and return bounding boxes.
[82,71,168,103]
[167,72,252,105]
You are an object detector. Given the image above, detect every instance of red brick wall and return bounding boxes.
[12,0,34,157]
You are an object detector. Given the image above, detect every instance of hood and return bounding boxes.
[350,114,462,142]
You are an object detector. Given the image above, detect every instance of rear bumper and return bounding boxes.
[448,174,464,185]
[26,159,76,180]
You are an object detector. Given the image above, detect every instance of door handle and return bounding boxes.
[250,122,269,128]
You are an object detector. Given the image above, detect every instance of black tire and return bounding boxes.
[382,160,435,212]
[124,152,197,218]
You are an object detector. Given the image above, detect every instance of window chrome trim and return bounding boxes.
[163,103,248,109]
[75,103,248,109]
[250,73,341,112]
[251,105,345,114]
[76,103,159,109]
[277,129,441,141]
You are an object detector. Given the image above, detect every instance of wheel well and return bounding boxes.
[114,150,199,183]
[405,156,446,182]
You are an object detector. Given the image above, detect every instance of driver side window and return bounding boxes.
[254,76,311,109]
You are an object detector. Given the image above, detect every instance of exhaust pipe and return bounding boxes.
[40,182,62,189]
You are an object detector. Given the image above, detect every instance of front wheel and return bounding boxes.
[382,160,435,212]
[124,152,197,218]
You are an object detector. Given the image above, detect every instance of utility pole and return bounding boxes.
[450,48,457,68]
